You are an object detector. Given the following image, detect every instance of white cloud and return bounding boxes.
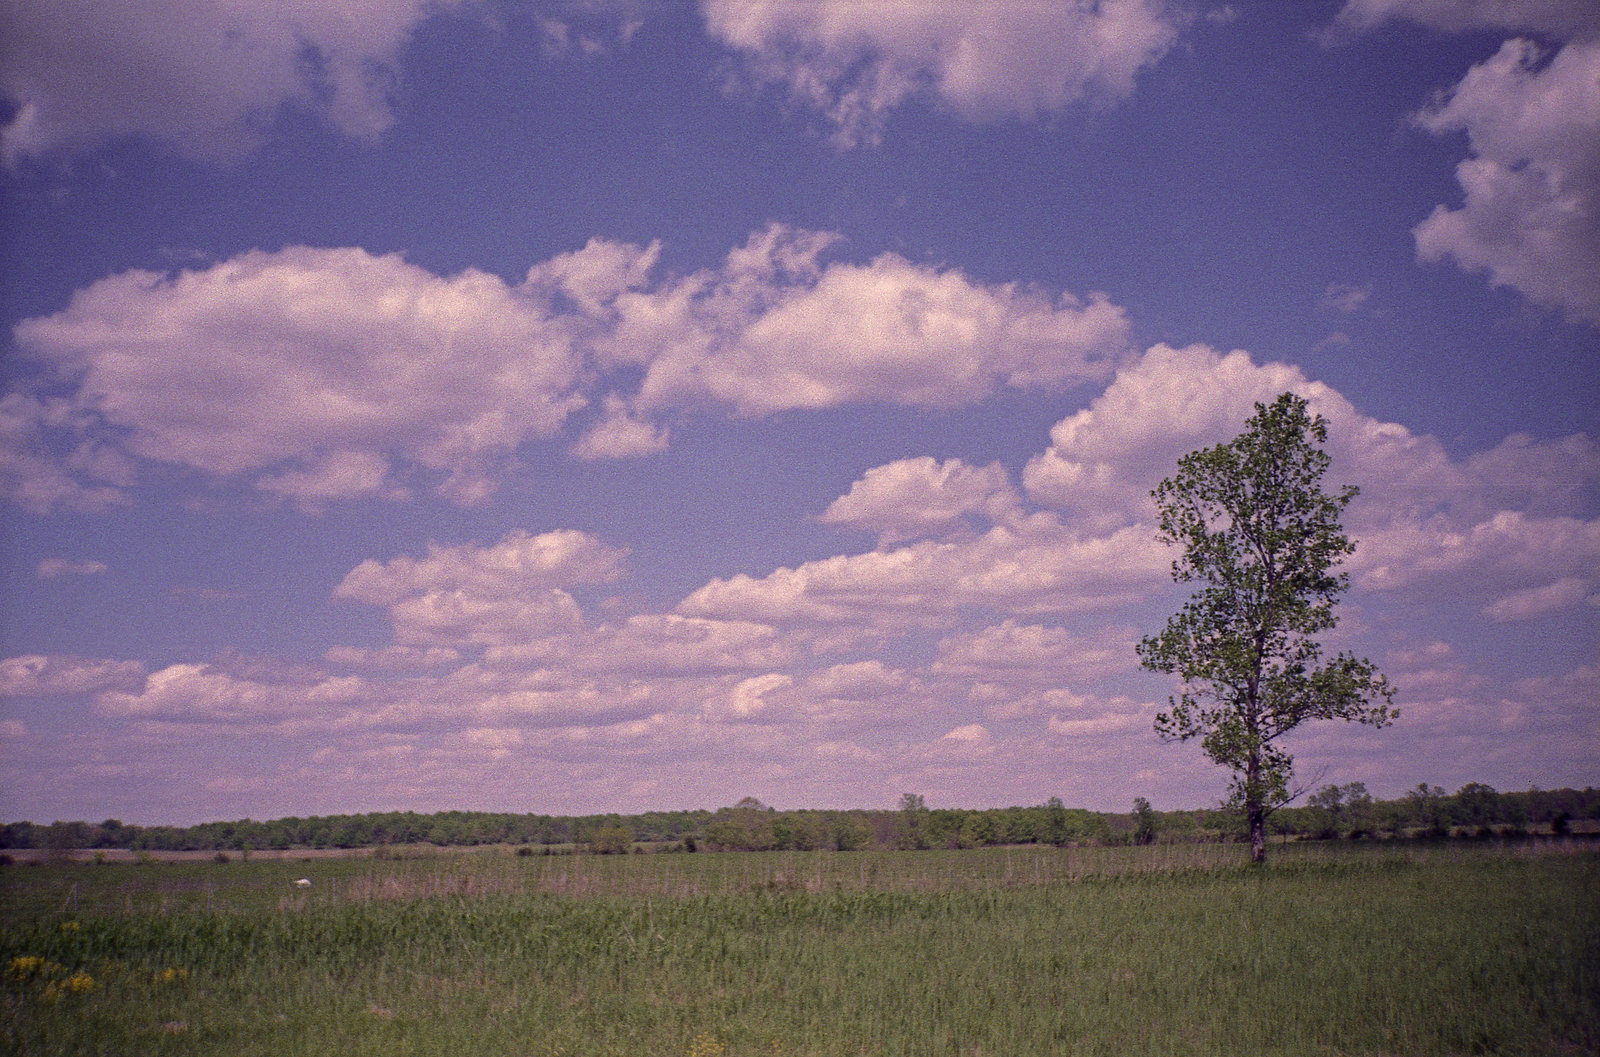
[1482,577,1595,622]
[0,654,145,697]
[820,457,1021,543]
[488,613,799,677]
[336,529,628,605]
[36,557,108,578]
[1331,0,1600,39]
[805,660,908,702]
[1413,39,1600,324]
[1356,511,1600,600]
[0,0,471,165]
[941,723,989,744]
[709,672,793,721]
[1018,344,1600,618]
[535,0,645,59]
[570,396,670,461]
[335,529,628,648]
[1021,344,1326,529]
[323,645,463,670]
[256,451,411,511]
[0,394,129,514]
[933,621,1137,687]
[95,662,370,724]
[1046,699,1147,738]
[702,0,1182,146]
[680,517,1167,632]
[1463,431,1600,517]
[7,229,1131,511]
[603,225,1132,418]
[11,247,589,507]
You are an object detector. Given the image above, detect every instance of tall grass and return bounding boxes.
[3,843,1595,1055]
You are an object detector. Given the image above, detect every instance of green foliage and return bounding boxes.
[586,823,634,855]
[7,785,1598,859]
[1132,798,1158,845]
[896,793,929,850]
[1139,393,1395,862]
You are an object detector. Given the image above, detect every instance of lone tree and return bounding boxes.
[1137,393,1394,864]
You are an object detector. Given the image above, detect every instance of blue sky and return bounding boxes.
[2,0,1596,826]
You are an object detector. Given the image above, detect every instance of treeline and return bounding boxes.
[3,784,1596,855]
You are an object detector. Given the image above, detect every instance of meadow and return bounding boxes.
[2,841,1596,1056]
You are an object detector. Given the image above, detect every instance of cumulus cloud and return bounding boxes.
[1330,0,1600,39]
[702,0,1182,145]
[569,396,671,461]
[820,457,1021,543]
[1045,697,1148,738]
[0,0,471,166]
[0,394,130,514]
[6,228,1130,512]
[1357,511,1600,602]
[323,645,463,671]
[1482,577,1595,622]
[1021,344,1326,529]
[1323,4,1600,322]
[335,529,628,647]
[1412,38,1600,324]
[95,662,371,724]
[535,0,646,59]
[10,247,589,508]
[11,337,1596,811]
[586,225,1132,417]
[1020,343,1600,621]
[680,517,1167,632]
[485,613,799,677]
[0,654,146,697]
[932,621,1137,687]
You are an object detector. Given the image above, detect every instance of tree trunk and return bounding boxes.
[1248,802,1266,864]
[1246,740,1267,864]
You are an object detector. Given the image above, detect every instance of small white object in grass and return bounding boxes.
[294,878,311,887]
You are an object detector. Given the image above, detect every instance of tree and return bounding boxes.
[1042,797,1071,847]
[1138,393,1395,864]
[1308,781,1374,838]
[1132,797,1158,845]
[1453,782,1501,832]
[896,793,929,850]
[1406,783,1448,837]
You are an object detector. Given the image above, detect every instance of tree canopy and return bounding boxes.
[1138,393,1395,862]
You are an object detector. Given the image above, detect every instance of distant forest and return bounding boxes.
[4,784,1597,855]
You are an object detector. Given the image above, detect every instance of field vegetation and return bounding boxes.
[3,841,1596,1056]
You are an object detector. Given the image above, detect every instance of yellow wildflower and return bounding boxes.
[6,956,50,982]
[64,972,95,995]
[687,1034,726,1057]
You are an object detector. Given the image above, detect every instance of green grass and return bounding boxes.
[3,843,1596,1056]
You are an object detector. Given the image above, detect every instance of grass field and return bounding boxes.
[3,841,1596,1056]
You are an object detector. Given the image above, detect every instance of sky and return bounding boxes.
[1,0,1596,827]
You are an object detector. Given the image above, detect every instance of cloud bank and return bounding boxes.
[4,226,1130,511]
[5,344,1595,815]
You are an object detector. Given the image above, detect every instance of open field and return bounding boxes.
[3,842,1596,1056]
